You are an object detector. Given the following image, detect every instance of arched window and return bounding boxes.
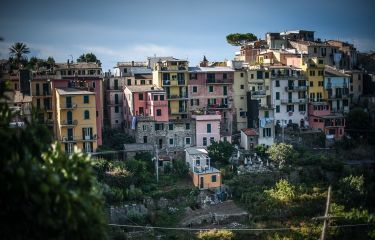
[84,110,90,119]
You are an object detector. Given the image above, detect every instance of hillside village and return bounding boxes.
[2,29,375,239]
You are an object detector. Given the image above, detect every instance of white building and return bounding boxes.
[270,66,308,127]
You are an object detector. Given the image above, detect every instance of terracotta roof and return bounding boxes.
[324,65,350,77]
[241,128,258,136]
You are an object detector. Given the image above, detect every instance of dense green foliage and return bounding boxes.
[9,42,30,63]
[226,145,375,240]
[208,141,235,165]
[267,143,297,168]
[77,52,101,65]
[0,85,107,239]
[226,33,258,46]
[345,108,371,140]
[197,229,234,240]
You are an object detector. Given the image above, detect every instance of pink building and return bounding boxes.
[192,113,221,147]
[308,102,345,140]
[123,85,168,133]
[188,65,234,142]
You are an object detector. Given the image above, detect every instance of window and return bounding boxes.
[156,109,162,116]
[169,123,174,130]
[193,86,197,92]
[127,79,131,85]
[114,94,119,104]
[153,95,158,101]
[209,86,213,93]
[196,99,200,106]
[287,105,294,112]
[203,137,207,146]
[264,111,269,118]
[257,71,263,79]
[318,81,323,86]
[83,95,89,104]
[207,73,215,81]
[210,137,215,143]
[265,72,269,78]
[299,104,306,111]
[276,92,280,100]
[240,111,246,117]
[185,123,190,130]
[160,95,164,100]
[275,80,280,87]
[250,74,254,79]
[189,73,197,79]
[223,73,227,79]
[310,70,315,76]
[124,68,128,73]
[223,86,228,95]
[115,106,119,113]
[139,107,144,115]
[143,125,147,131]
[141,80,145,85]
[318,70,323,76]
[263,128,271,137]
[310,81,314,87]
[190,99,194,106]
[114,79,118,90]
[138,93,144,100]
[211,175,217,183]
[207,123,211,133]
[314,47,317,54]
[240,85,244,89]
[276,105,280,113]
[169,138,174,146]
[185,137,191,145]
[155,123,164,130]
[240,73,244,77]
[143,136,147,143]
[84,110,90,119]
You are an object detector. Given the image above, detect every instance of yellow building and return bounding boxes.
[55,88,98,153]
[302,57,325,102]
[30,75,54,129]
[152,58,189,119]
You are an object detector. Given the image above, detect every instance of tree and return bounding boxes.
[197,229,234,240]
[266,179,296,203]
[77,52,101,65]
[267,143,296,168]
[207,141,235,165]
[0,90,107,239]
[346,108,371,139]
[226,33,258,46]
[9,42,30,65]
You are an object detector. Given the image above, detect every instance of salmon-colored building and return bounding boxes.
[308,102,345,140]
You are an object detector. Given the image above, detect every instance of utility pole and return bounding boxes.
[320,185,332,240]
[154,144,159,183]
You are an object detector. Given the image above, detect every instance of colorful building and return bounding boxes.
[192,113,221,147]
[308,102,345,140]
[185,147,221,190]
[55,88,98,153]
[152,58,189,120]
[188,63,235,141]
[324,66,350,113]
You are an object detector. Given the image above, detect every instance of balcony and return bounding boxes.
[259,104,274,110]
[60,120,78,127]
[152,101,168,107]
[163,79,170,86]
[328,93,350,99]
[82,135,98,141]
[168,94,188,100]
[60,103,77,110]
[169,79,186,86]
[251,90,266,98]
[280,98,307,104]
[285,86,307,92]
[136,115,154,121]
[160,66,188,71]
[206,78,233,84]
[61,136,77,142]
[271,74,306,80]
[207,104,230,109]
[248,79,264,84]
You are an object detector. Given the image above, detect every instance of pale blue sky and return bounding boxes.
[1,0,374,71]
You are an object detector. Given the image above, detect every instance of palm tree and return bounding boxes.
[9,42,30,64]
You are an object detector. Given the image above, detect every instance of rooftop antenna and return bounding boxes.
[69,54,73,63]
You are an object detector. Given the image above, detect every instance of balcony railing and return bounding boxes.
[207,104,229,109]
[251,90,266,98]
[271,74,306,80]
[259,104,274,110]
[61,135,97,142]
[60,120,78,126]
[60,103,77,109]
[168,94,188,99]
[285,86,307,92]
[280,98,307,104]
[206,78,233,84]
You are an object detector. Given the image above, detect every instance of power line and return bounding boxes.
[108,223,373,232]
